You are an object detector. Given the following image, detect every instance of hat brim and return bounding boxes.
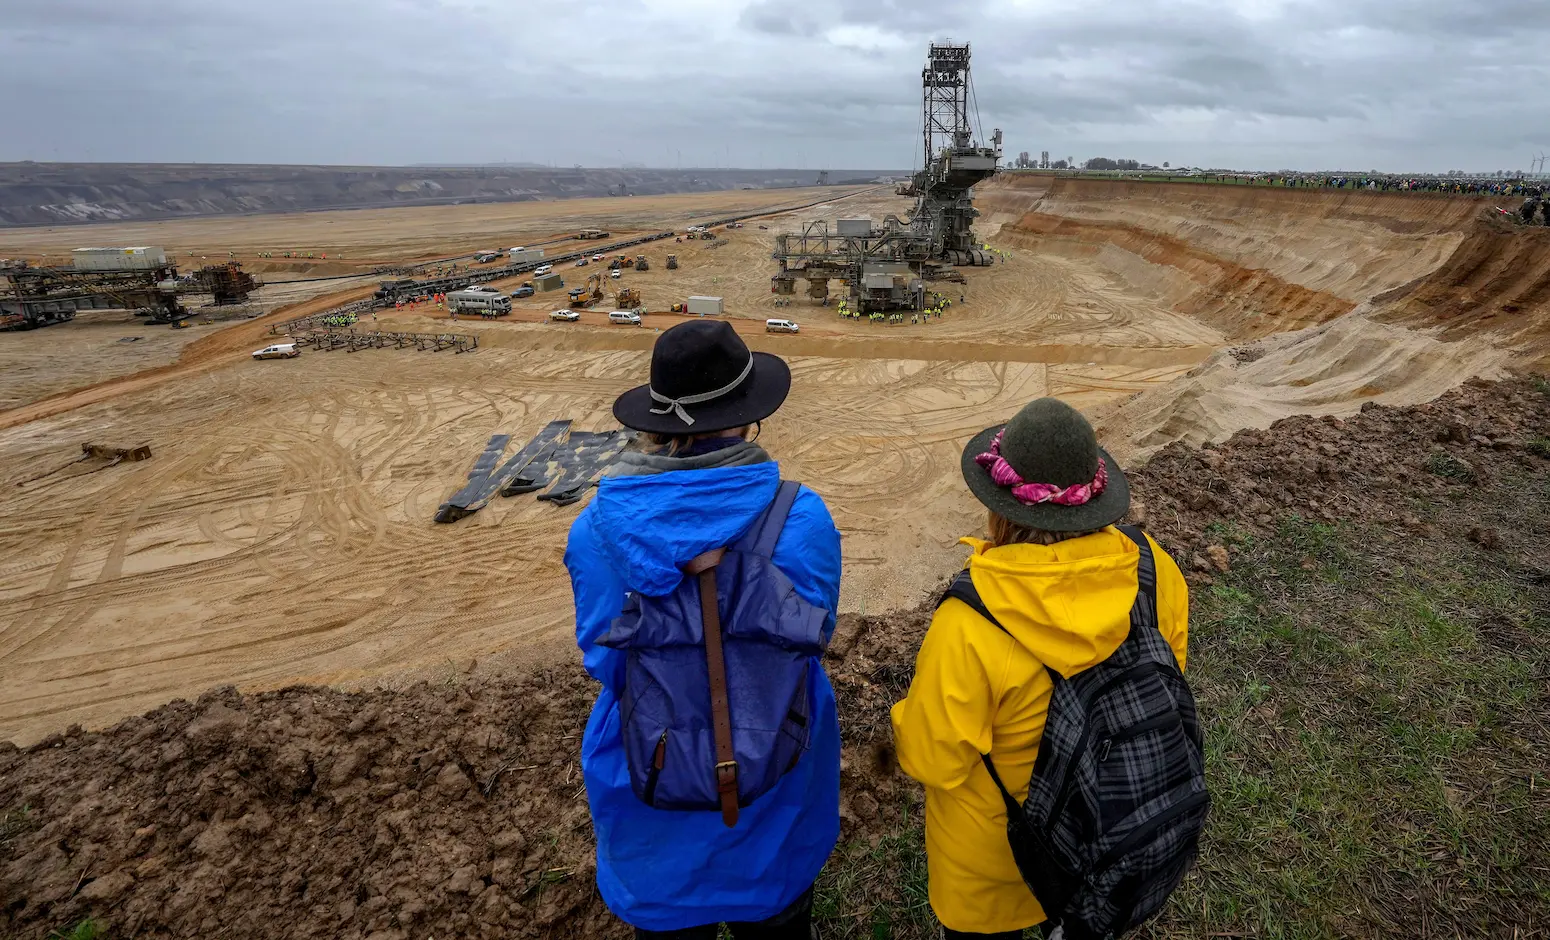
[960,424,1131,533]
[613,351,791,435]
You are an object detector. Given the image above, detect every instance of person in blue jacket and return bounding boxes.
[566,319,843,938]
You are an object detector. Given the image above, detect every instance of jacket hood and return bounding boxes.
[587,462,781,596]
[962,527,1142,678]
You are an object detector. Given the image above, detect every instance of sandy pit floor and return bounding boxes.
[0,178,1537,743]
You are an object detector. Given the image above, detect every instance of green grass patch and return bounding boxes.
[46,922,101,940]
[1527,436,1550,459]
[814,793,937,940]
[1147,515,1549,937]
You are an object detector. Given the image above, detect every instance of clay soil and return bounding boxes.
[2,378,1545,939]
[0,175,1544,759]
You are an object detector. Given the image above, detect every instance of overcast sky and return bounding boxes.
[4,0,1548,173]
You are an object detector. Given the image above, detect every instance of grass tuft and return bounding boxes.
[0,803,36,848]
[1424,451,1476,481]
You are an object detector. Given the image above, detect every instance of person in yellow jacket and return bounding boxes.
[891,398,1188,939]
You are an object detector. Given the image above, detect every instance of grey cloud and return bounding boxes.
[0,0,1547,172]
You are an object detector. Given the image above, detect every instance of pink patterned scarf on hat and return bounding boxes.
[974,429,1107,506]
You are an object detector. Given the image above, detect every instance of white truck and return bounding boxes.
[447,289,512,317]
[252,343,300,360]
[510,247,545,264]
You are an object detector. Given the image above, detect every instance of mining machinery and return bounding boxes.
[634,255,650,271]
[666,254,679,270]
[768,43,999,314]
[908,42,1001,266]
[0,257,262,330]
[569,273,605,308]
[615,287,642,310]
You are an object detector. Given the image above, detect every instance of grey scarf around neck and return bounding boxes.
[605,440,772,478]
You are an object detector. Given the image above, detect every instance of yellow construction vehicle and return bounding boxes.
[666,254,678,270]
[616,287,642,309]
[634,255,649,271]
[569,272,605,308]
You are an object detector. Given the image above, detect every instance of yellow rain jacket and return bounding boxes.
[890,527,1189,934]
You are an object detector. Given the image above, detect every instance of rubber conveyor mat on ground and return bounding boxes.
[518,430,637,507]
[434,421,571,523]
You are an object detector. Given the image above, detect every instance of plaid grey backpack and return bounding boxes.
[938,525,1209,940]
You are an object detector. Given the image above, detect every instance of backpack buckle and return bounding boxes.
[715,760,739,792]
[715,760,741,828]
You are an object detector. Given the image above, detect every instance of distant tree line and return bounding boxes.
[1082,158,1143,171]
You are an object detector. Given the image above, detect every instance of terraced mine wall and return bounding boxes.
[0,163,899,226]
[974,175,1550,456]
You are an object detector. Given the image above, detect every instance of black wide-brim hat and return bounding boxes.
[613,320,791,435]
[960,398,1131,533]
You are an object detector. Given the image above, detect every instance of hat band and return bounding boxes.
[647,354,754,427]
[974,429,1108,507]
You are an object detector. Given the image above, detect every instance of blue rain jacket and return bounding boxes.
[565,461,842,931]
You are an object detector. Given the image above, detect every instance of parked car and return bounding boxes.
[592,254,605,262]
[511,286,535,298]
[608,310,642,326]
[609,269,622,279]
[252,343,300,360]
[765,318,800,334]
[549,309,580,322]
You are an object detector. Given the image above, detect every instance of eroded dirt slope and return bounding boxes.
[978,176,1550,459]
[978,175,1491,339]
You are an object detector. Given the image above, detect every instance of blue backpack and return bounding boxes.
[599,481,827,826]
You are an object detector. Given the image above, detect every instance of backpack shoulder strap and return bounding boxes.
[1115,524,1157,606]
[735,480,802,558]
[941,574,1027,813]
[937,568,1008,635]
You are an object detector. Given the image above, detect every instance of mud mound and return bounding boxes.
[1122,375,1549,571]
[3,379,1546,939]
[1,670,618,940]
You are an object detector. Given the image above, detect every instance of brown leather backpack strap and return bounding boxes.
[684,548,725,576]
[689,550,739,828]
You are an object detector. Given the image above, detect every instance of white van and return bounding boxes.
[608,311,642,326]
[252,343,299,359]
[765,319,800,334]
[533,264,553,276]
